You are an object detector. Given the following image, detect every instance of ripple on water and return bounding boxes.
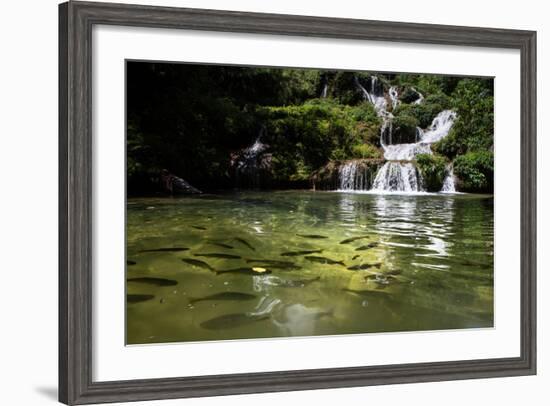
[126,191,494,344]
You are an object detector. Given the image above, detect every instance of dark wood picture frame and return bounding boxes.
[59,1,537,404]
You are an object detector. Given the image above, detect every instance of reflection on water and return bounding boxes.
[126,191,494,344]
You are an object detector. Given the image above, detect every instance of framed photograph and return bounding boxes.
[59,1,536,404]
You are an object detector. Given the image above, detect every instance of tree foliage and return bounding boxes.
[453,151,494,192]
[127,62,494,193]
[415,153,448,192]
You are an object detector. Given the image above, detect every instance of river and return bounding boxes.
[126,190,494,344]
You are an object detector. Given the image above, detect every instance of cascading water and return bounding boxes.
[338,161,369,191]
[321,83,328,98]
[371,110,456,193]
[412,88,424,104]
[233,127,270,188]
[335,76,457,194]
[349,75,457,193]
[421,110,457,143]
[441,164,457,193]
[389,86,400,111]
[355,76,388,115]
[372,162,420,192]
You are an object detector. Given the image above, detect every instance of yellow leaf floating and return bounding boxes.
[252,267,268,273]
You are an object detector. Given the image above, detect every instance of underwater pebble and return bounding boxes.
[224,282,229,286]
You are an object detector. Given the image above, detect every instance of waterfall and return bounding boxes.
[421,110,457,143]
[321,83,328,98]
[370,110,456,193]
[353,74,456,193]
[355,76,387,115]
[389,86,400,110]
[355,75,395,149]
[441,165,457,193]
[372,162,420,192]
[412,88,424,104]
[240,133,267,166]
[320,75,458,194]
[234,127,270,188]
[415,127,423,143]
[338,161,369,191]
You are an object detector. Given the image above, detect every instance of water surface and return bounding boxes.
[126,191,493,344]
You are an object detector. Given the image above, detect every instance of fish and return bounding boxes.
[216,267,272,276]
[339,235,370,244]
[194,253,241,259]
[278,276,321,288]
[364,273,396,287]
[365,272,411,289]
[313,308,334,320]
[127,294,155,303]
[234,237,255,251]
[386,269,403,276]
[347,263,382,271]
[181,258,215,271]
[352,255,360,260]
[246,259,301,270]
[254,263,301,270]
[200,313,270,330]
[189,291,256,304]
[127,277,178,286]
[281,249,323,256]
[208,242,234,249]
[296,234,329,239]
[191,225,207,230]
[126,260,137,266]
[304,256,346,266]
[341,288,390,298]
[246,259,296,266]
[139,247,189,253]
[355,242,379,251]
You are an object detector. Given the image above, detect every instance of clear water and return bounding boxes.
[126,191,494,344]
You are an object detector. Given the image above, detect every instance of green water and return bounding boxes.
[126,191,494,344]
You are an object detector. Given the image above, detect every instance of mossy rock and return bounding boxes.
[399,87,421,103]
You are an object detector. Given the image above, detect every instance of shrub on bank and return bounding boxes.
[351,143,382,159]
[415,153,448,192]
[258,99,382,182]
[393,93,451,129]
[453,151,494,193]
[390,113,419,144]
